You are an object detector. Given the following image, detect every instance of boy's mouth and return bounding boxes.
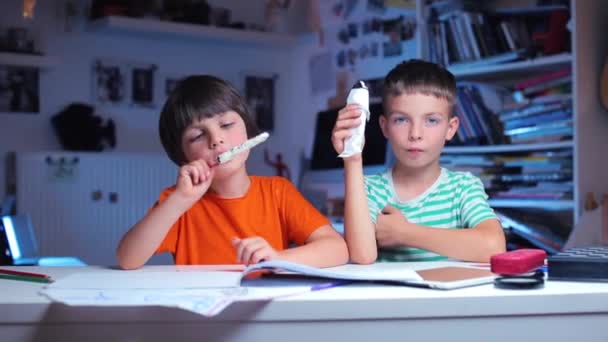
[406,148,424,157]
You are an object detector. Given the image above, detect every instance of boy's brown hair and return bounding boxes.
[159,75,259,166]
[383,59,456,116]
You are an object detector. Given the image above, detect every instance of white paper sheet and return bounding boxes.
[40,269,317,317]
[46,270,243,289]
[40,286,310,317]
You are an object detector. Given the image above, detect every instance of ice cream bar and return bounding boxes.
[217,132,270,164]
[338,81,369,158]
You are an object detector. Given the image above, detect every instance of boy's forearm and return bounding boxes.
[116,194,193,269]
[401,220,506,262]
[277,229,349,267]
[343,159,377,264]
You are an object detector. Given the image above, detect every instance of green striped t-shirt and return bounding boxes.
[365,167,497,262]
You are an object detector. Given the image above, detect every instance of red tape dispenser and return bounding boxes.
[491,249,547,289]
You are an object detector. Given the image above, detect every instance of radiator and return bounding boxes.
[15,152,177,265]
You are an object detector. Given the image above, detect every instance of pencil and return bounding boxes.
[0,274,53,284]
[0,268,51,279]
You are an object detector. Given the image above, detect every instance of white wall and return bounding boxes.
[0,0,294,201]
[0,0,416,203]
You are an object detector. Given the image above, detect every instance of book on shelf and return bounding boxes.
[241,260,497,290]
[500,93,572,114]
[498,101,572,122]
[508,127,572,144]
[449,49,528,71]
[514,67,571,90]
[516,75,572,97]
[503,118,572,137]
[502,109,571,130]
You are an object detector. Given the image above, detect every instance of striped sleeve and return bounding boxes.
[364,175,386,224]
[458,173,497,228]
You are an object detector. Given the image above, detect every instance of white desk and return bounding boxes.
[1,264,607,342]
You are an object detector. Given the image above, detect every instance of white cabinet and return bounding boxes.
[15,152,177,265]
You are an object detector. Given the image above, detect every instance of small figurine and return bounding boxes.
[264,148,291,180]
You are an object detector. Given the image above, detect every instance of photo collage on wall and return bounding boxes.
[323,0,416,70]
[91,59,278,133]
[92,58,171,109]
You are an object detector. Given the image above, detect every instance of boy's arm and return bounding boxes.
[379,215,505,263]
[116,194,192,269]
[276,225,349,267]
[331,104,378,264]
[343,157,378,264]
[117,159,214,269]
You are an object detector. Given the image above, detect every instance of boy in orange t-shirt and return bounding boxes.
[116,75,348,269]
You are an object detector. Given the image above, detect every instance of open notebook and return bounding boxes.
[242,260,497,290]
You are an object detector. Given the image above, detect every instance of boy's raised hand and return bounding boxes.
[232,237,278,265]
[331,104,363,158]
[175,159,215,203]
[376,205,410,247]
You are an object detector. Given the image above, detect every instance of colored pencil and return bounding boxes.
[0,268,50,279]
[0,274,53,284]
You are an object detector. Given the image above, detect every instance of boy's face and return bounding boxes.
[181,111,249,178]
[380,92,459,171]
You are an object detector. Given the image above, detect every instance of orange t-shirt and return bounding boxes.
[154,176,330,265]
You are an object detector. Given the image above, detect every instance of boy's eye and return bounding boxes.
[426,117,440,125]
[393,116,408,124]
[189,130,206,142]
[220,122,234,128]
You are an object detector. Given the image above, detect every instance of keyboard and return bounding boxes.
[548,246,608,282]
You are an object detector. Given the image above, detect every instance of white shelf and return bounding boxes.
[443,141,573,154]
[449,53,572,79]
[0,52,58,68]
[488,199,574,210]
[89,16,296,46]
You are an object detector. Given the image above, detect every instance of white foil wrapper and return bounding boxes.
[339,81,369,158]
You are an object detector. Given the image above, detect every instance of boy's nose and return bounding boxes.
[209,134,225,148]
[409,124,423,141]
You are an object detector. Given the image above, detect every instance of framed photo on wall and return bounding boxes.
[244,73,276,132]
[92,59,127,106]
[130,63,157,107]
[164,75,185,98]
[0,65,39,113]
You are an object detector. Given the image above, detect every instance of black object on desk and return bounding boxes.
[548,246,608,282]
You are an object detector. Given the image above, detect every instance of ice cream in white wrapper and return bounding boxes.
[339,81,369,158]
[217,132,269,164]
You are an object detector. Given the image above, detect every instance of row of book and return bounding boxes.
[450,72,572,146]
[440,149,573,201]
[427,0,570,69]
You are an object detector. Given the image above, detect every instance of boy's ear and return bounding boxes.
[445,115,459,141]
[379,115,389,138]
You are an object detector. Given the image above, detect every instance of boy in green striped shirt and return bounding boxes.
[332,60,505,264]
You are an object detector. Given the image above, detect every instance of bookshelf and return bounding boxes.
[88,16,297,46]
[417,0,608,241]
[0,52,59,69]
[449,52,571,79]
[444,140,573,154]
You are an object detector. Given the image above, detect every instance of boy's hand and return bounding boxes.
[331,104,364,160]
[376,205,410,247]
[232,237,278,265]
[175,159,215,203]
